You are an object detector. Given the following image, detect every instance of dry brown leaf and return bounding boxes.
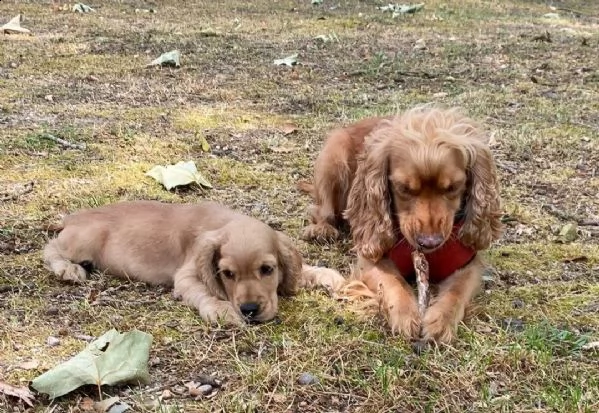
[185,381,202,397]
[280,123,298,135]
[80,397,95,411]
[0,381,35,407]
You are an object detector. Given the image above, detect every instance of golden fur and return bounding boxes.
[300,106,503,343]
[44,200,345,325]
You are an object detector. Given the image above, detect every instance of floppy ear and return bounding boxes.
[275,231,302,296]
[193,230,228,300]
[459,140,503,250]
[343,123,396,262]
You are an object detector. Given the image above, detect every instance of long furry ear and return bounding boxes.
[343,123,396,262]
[275,231,302,296]
[194,230,228,300]
[459,140,503,250]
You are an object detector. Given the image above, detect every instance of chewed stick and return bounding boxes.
[412,250,430,318]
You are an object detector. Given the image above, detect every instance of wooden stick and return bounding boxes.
[412,250,429,318]
[42,133,86,150]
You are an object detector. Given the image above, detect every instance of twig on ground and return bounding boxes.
[0,181,34,202]
[42,133,86,150]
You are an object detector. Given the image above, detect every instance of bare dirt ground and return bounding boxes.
[1,0,598,412]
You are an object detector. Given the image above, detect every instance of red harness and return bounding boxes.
[386,223,476,284]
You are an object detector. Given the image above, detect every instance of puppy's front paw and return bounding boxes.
[303,266,346,293]
[301,223,339,242]
[421,303,463,344]
[205,301,244,327]
[57,263,87,283]
[386,299,420,340]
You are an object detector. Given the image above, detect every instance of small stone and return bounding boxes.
[197,384,213,395]
[297,372,319,385]
[160,389,173,400]
[149,357,161,367]
[333,316,344,326]
[299,401,308,407]
[45,307,59,316]
[512,299,525,309]
[501,318,525,332]
[47,336,60,347]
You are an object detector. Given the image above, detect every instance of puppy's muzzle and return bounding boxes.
[239,302,260,318]
[415,233,445,251]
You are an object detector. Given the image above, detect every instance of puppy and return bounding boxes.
[44,200,345,325]
[300,106,503,343]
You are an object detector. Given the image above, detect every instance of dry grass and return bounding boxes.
[1,0,598,412]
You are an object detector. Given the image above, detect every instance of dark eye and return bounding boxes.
[259,265,274,276]
[221,269,235,279]
[445,184,456,193]
[395,184,413,197]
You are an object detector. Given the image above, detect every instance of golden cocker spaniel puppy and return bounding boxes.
[300,106,503,343]
[44,200,345,325]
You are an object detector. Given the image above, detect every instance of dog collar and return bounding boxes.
[386,221,476,284]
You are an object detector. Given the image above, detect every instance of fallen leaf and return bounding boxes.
[73,3,95,13]
[274,53,298,67]
[378,3,424,17]
[413,38,427,50]
[558,223,578,243]
[314,33,339,43]
[280,123,298,135]
[1,14,31,34]
[196,133,211,152]
[147,50,181,68]
[17,360,39,370]
[146,160,212,190]
[199,28,221,37]
[582,341,599,350]
[543,13,560,19]
[31,329,152,399]
[0,381,35,407]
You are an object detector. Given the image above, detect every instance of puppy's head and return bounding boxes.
[344,106,503,260]
[196,219,301,323]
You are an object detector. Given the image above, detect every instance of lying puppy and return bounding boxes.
[300,106,503,343]
[44,200,345,325]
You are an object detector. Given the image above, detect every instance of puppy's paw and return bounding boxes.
[302,265,346,293]
[57,262,87,283]
[386,299,420,340]
[317,268,346,292]
[301,223,339,242]
[421,303,463,344]
[204,301,244,327]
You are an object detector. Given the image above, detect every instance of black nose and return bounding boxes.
[239,303,260,317]
[415,233,444,250]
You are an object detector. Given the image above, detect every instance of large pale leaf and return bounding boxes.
[146,50,181,67]
[146,160,212,190]
[31,329,152,399]
[1,14,31,34]
[378,3,425,17]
